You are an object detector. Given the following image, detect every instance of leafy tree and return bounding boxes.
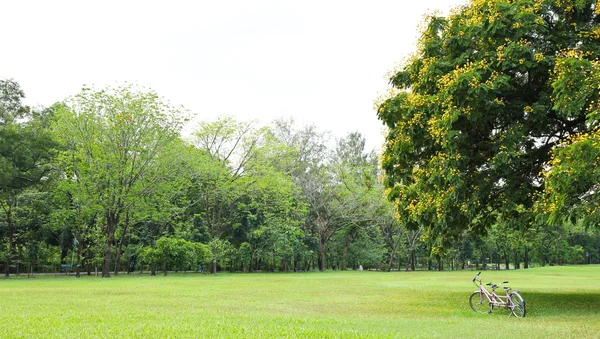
[377,0,599,252]
[1,79,59,277]
[154,237,195,276]
[54,85,188,277]
[188,117,265,241]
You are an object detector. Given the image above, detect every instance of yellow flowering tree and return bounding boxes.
[377,0,599,253]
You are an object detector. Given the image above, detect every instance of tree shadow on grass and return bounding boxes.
[522,292,600,317]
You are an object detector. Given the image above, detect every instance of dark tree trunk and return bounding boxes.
[75,237,84,278]
[524,247,529,269]
[318,237,328,272]
[249,249,255,273]
[102,211,119,278]
[342,236,351,270]
[114,222,130,276]
[514,251,520,269]
[280,258,287,272]
[151,262,156,276]
[387,246,396,272]
[4,206,13,278]
[86,247,92,276]
[318,248,325,272]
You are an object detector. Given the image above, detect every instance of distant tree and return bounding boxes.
[154,237,195,276]
[189,117,264,242]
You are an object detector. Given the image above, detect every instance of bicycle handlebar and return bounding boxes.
[472,271,481,282]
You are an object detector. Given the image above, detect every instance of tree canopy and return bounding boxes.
[377,0,600,254]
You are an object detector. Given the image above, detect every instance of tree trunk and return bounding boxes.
[113,229,128,275]
[318,244,326,272]
[514,251,520,269]
[75,237,84,278]
[272,251,276,272]
[4,205,13,278]
[280,258,287,272]
[114,215,130,276]
[86,248,92,276]
[151,262,156,276]
[387,246,396,272]
[342,236,351,270]
[164,262,168,276]
[249,249,254,273]
[524,247,529,269]
[102,211,119,278]
[504,251,510,270]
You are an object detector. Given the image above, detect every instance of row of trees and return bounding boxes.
[1,75,597,278]
[3,1,600,277]
[0,80,395,277]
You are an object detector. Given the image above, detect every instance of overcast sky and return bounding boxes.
[2,0,466,151]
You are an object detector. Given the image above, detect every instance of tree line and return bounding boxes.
[2,1,600,278]
[1,78,596,278]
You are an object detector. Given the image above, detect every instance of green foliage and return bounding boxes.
[0,79,28,125]
[1,79,60,277]
[155,237,195,274]
[54,84,189,277]
[377,0,600,248]
[192,242,212,268]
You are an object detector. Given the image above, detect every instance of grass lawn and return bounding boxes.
[1,265,599,338]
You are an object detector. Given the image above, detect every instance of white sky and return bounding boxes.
[2,0,466,151]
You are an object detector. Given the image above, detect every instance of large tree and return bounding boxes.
[1,79,59,277]
[377,0,599,252]
[55,85,188,277]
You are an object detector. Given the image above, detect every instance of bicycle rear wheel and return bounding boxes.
[509,292,526,318]
[469,292,490,313]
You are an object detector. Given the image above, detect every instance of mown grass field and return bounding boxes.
[1,265,599,338]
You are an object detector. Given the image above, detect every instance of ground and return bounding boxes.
[1,265,598,338]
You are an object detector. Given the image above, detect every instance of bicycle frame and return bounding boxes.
[472,272,521,315]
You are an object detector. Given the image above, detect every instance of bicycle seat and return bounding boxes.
[504,287,511,290]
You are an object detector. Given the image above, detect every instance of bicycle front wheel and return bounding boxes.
[469,292,490,313]
[509,292,526,318]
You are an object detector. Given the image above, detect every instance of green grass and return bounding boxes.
[1,266,599,338]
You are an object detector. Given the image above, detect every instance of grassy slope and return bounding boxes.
[1,266,599,338]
